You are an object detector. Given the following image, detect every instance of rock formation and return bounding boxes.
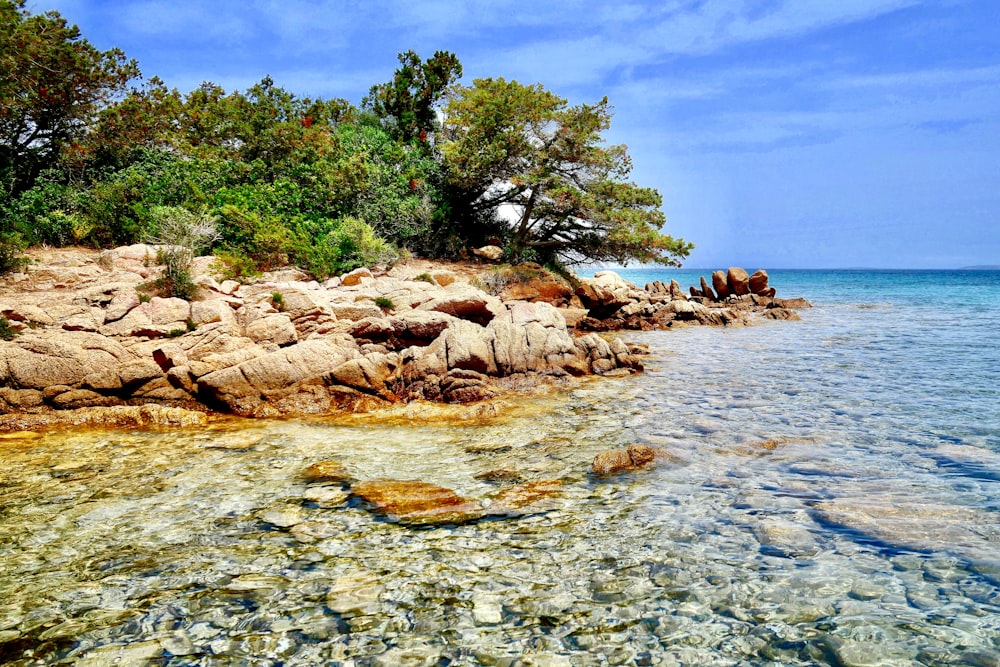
[575,266,811,332]
[0,246,645,426]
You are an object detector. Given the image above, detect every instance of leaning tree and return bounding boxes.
[439,77,692,267]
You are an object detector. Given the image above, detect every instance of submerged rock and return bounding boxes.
[351,479,486,526]
[487,479,563,517]
[303,460,353,484]
[591,444,659,474]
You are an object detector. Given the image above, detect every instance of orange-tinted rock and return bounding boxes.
[727,267,751,296]
[749,269,769,295]
[303,460,352,484]
[712,271,730,300]
[351,479,485,526]
[773,297,812,309]
[592,444,658,474]
[700,276,717,301]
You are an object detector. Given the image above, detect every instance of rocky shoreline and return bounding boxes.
[0,246,809,431]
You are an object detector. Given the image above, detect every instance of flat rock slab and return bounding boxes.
[351,479,486,526]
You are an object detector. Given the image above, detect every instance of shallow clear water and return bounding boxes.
[2,270,999,665]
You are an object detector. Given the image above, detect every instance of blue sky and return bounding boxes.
[34,0,1000,268]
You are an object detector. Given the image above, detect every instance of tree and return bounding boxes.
[0,0,139,197]
[364,50,462,144]
[440,78,693,267]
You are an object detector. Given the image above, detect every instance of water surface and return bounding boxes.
[1,270,999,665]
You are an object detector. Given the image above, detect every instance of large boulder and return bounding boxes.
[712,270,730,300]
[700,276,717,301]
[0,331,134,390]
[197,338,359,415]
[749,269,770,295]
[417,283,505,326]
[727,267,751,296]
[472,245,503,261]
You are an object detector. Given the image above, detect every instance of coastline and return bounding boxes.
[0,245,809,432]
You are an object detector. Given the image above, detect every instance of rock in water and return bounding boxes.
[712,270,730,300]
[351,479,486,526]
[592,444,659,474]
[487,480,563,517]
[727,267,751,296]
[749,269,770,295]
[303,460,353,484]
[700,276,717,301]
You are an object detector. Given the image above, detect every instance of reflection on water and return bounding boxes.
[2,303,1000,665]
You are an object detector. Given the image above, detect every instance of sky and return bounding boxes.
[32,0,1000,268]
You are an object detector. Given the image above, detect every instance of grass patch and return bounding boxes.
[374,296,394,311]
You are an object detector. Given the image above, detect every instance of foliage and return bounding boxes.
[271,292,285,310]
[0,315,18,340]
[364,50,462,144]
[441,78,692,266]
[414,272,434,283]
[479,263,560,296]
[0,0,139,197]
[0,4,689,277]
[308,216,398,278]
[374,296,394,311]
[147,205,220,300]
[0,230,28,274]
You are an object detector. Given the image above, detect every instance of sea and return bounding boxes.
[1,269,999,665]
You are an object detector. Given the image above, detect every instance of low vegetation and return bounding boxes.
[0,1,691,285]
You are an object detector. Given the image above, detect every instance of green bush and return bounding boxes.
[374,296,394,311]
[325,216,398,272]
[214,204,295,272]
[0,232,29,275]
[0,316,19,341]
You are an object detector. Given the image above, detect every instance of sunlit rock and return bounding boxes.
[592,444,659,474]
[351,479,486,526]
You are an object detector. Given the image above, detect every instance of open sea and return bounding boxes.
[1,269,999,665]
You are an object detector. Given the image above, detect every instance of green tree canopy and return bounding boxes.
[440,77,692,267]
[364,50,462,144]
[0,0,139,196]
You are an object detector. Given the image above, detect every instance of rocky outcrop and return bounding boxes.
[575,266,811,332]
[0,247,644,427]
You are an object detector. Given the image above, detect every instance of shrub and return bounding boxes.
[0,316,19,341]
[374,296,394,311]
[325,216,397,272]
[271,292,285,310]
[146,206,220,300]
[414,272,435,283]
[0,232,29,275]
[477,263,564,296]
[214,204,294,273]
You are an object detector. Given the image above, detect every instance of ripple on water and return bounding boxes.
[2,300,1000,664]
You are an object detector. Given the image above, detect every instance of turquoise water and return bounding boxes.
[1,269,999,665]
